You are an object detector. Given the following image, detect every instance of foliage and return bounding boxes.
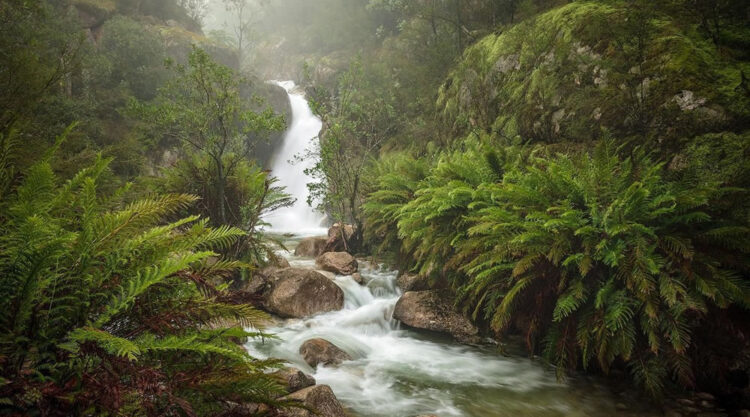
[132,47,284,225]
[364,139,750,396]
[0,0,85,135]
[162,153,294,267]
[437,1,750,153]
[0,140,288,416]
[362,152,430,257]
[306,58,400,246]
[97,15,168,100]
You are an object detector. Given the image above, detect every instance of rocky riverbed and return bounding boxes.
[232,230,741,417]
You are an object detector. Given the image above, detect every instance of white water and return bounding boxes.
[252,87,653,417]
[264,81,327,237]
[247,256,643,417]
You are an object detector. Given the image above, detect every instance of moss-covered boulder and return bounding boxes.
[437,2,750,151]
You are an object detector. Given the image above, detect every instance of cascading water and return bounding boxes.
[247,258,653,417]
[264,81,327,236]
[252,84,656,417]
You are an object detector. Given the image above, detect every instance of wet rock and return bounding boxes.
[393,290,480,344]
[279,385,348,417]
[265,268,344,318]
[273,367,316,393]
[396,272,429,292]
[316,252,358,275]
[299,338,352,367]
[295,237,328,257]
[351,273,364,285]
[272,256,292,268]
[664,410,683,417]
[324,223,357,253]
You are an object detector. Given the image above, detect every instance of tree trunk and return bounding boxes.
[216,158,227,225]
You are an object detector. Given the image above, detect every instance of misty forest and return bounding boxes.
[1,0,749,416]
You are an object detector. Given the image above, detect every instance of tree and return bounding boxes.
[222,0,265,70]
[134,47,284,225]
[180,0,210,25]
[307,58,400,248]
[0,1,84,134]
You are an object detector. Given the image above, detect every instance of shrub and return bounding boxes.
[0,150,287,415]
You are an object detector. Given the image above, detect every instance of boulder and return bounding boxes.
[271,256,292,268]
[265,269,344,318]
[295,237,328,257]
[396,273,429,292]
[316,252,358,275]
[393,291,480,344]
[273,367,316,393]
[279,385,348,417]
[299,338,352,367]
[324,223,356,253]
[351,273,364,285]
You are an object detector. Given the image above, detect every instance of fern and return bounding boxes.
[0,155,285,415]
[364,139,749,396]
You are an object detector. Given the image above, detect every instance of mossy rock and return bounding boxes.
[437,2,750,150]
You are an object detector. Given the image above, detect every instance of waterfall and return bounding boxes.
[264,81,327,236]
[250,82,639,417]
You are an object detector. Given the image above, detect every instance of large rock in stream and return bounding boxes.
[315,252,358,275]
[264,268,344,318]
[393,290,480,344]
[299,338,352,367]
[294,237,328,257]
[324,223,357,253]
[279,385,348,417]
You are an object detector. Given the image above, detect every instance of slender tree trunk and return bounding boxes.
[216,158,227,225]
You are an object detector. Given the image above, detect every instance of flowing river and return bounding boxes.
[252,81,656,417]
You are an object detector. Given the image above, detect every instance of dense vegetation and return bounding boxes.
[252,0,750,403]
[2,0,750,413]
[0,0,295,414]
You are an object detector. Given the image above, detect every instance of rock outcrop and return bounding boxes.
[299,338,352,367]
[295,237,328,257]
[279,385,348,417]
[393,290,480,344]
[273,367,316,393]
[264,269,344,318]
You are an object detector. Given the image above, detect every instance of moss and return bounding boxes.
[438,1,750,150]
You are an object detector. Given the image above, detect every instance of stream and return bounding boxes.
[252,81,657,417]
